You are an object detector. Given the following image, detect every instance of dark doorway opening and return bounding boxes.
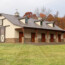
[50,34,54,42]
[41,33,46,42]
[31,33,35,42]
[58,34,61,42]
[19,32,23,42]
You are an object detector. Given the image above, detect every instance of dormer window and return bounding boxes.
[35,21,40,26]
[20,18,25,24]
[47,23,54,27]
[35,21,43,26]
[20,17,28,24]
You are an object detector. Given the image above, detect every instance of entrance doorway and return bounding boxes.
[50,34,54,42]
[58,34,61,42]
[19,32,23,42]
[41,33,45,42]
[31,33,35,42]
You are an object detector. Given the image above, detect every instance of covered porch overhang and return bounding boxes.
[24,27,65,33]
[15,28,24,32]
[15,28,24,43]
[15,27,65,43]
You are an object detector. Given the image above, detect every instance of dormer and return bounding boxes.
[47,22,55,27]
[20,17,28,24]
[20,18,26,24]
[34,21,43,26]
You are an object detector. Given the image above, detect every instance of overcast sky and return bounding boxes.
[0,0,65,17]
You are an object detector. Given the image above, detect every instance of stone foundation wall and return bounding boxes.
[5,38,19,43]
[24,38,31,42]
[38,38,41,42]
[61,39,64,42]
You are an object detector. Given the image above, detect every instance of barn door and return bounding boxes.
[31,33,35,42]
[58,34,61,42]
[41,33,45,42]
[19,32,23,42]
[50,34,54,42]
[0,27,5,43]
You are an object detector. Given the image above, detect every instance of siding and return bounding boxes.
[3,19,21,38]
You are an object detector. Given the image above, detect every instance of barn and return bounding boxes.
[0,12,65,43]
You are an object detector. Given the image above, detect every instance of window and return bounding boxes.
[47,23,54,27]
[35,21,41,26]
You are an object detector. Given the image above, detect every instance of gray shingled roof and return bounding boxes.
[1,13,65,31]
[2,13,25,27]
[23,19,64,31]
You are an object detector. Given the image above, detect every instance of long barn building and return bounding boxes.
[0,12,65,43]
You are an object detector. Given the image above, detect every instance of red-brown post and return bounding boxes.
[47,31,49,43]
[63,32,65,38]
[63,32,65,42]
[22,28,24,37]
[22,28,24,43]
[35,29,38,43]
[56,32,58,43]
[35,29,38,37]
[56,32,58,38]
[47,31,49,38]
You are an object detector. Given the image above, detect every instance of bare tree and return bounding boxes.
[54,11,59,18]
[34,6,51,17]
[41,6,51,16]
[54,11,59,24]
[34,8,40,17]
[41,6,46,14]
[45,9,51,16]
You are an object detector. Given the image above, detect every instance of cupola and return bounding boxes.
[14,9,19,17]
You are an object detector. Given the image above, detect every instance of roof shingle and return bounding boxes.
[1,13,64,32]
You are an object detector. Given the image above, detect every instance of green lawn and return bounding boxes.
[0,43,65,65]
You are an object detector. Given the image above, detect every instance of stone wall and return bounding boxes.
[24,38,31,42]
[5,38,19,43]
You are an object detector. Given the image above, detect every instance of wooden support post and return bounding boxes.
[63,32,65,38]
[56,32,58,43]
[22,28,24,43]
[63,32,65,42]
[47,31,49,38]
[56,32,58,38]
[35,29,38,43]
[47,31,49,43]
[22,28,24,37]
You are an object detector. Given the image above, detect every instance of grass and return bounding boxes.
[0,43,65,65]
